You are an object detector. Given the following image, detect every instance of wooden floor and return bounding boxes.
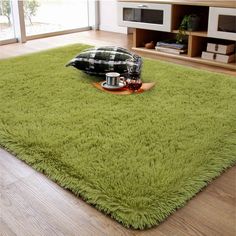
[0,30,235,76]
[0,30,236,236]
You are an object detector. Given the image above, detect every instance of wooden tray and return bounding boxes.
[93,81,155,95]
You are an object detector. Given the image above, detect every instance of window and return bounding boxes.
[24,0,89,37]
[0,0,15,40]
[0,0,92,44]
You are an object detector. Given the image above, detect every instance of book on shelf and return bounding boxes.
[155,46,187,55]
[156,40,187,50]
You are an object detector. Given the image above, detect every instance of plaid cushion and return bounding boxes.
[66,46,142,76]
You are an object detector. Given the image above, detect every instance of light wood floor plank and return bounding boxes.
[0,30,235,76]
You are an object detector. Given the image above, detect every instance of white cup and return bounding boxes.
[106,72,125,86]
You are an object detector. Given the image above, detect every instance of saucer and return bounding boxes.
[101,81,126,91]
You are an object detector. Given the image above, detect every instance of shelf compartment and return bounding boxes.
[133,28,177,47]
[172,5,209,32]
[188,35,208,57]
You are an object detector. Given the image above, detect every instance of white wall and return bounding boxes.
[99,0,128,34]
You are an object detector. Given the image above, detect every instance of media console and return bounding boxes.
[118,0,236,70]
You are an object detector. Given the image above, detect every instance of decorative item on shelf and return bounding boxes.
[187,14,201,31]
[176,15,189,44]
[145,41,155,49]
[126,58,143,92]
[176,14,200,43]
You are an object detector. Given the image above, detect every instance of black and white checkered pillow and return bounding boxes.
[66,46,142,76]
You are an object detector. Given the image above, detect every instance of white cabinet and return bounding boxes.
[118,2,172,32]
[208,7,236,41]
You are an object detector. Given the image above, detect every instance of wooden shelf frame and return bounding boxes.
[129,1,236,71]
[171,30,208,37]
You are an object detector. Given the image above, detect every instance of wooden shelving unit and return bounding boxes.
[119,1,236,71]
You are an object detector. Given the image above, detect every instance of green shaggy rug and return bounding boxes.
[0,44,235,229]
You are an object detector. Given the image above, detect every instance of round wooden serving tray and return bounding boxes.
[93,81,155,95]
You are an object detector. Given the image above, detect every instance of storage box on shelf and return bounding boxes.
[202,51,235,63]
[207,43,235,55]
[201,42,235,64]
[118,0,236,70]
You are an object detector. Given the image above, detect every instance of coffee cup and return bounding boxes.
[106,72,125,87]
